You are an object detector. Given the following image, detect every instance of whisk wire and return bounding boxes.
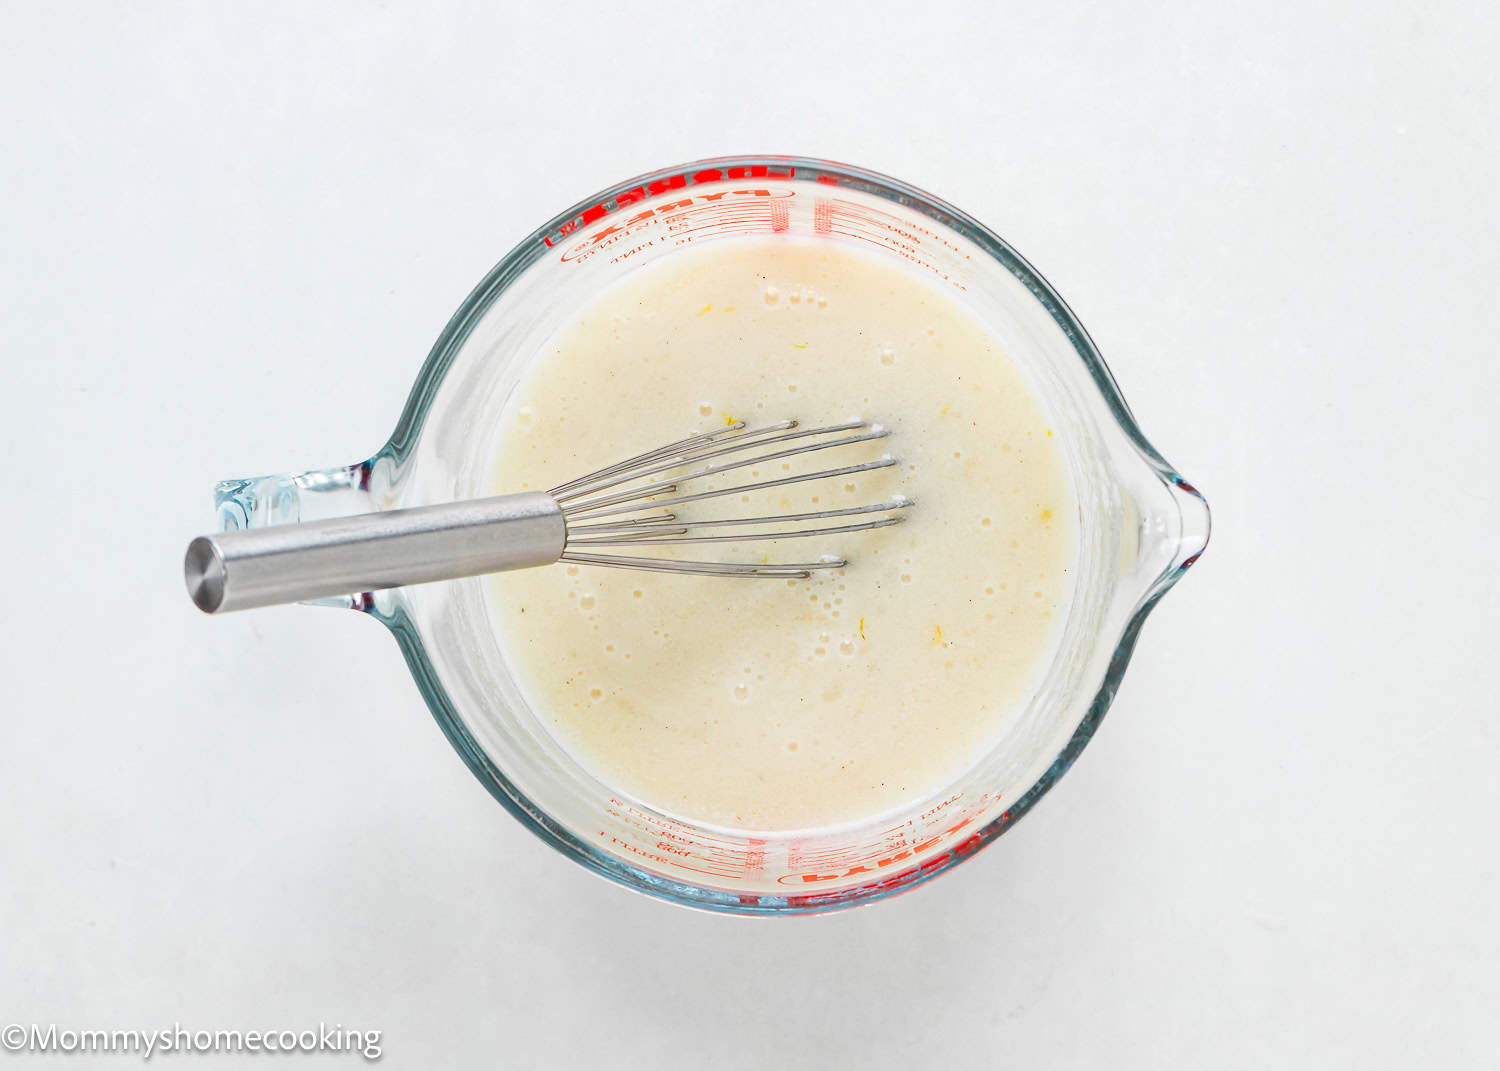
[569,498,910,535]
[559,551,847,580]
[555,419,908,578]
[548,420,759,498]
[565,515,906,548]
[553,420,873,504]
[561,458,897,521]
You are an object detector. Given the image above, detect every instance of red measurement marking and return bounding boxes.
[556,191,788,263]
[547,171,970,290]
[544,167,794,250]
[605,799,743,846]
[777,812,985,886]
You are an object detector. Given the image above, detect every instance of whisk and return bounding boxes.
[185,419,910,613]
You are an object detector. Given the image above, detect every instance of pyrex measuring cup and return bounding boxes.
[209,156,1209,914]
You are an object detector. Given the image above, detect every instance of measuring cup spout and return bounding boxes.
[1128,460,1210,611]
[1165,476,1210,576]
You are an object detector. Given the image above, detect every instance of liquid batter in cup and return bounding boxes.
[488,238,1076,831]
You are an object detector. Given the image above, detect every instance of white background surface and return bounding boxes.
[2,3,1496,1067]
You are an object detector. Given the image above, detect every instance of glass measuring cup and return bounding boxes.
[211,156,1209,914]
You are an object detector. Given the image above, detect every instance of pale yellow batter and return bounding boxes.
[489,239,1075,830]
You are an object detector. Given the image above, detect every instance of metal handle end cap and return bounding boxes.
[184,536,227,614]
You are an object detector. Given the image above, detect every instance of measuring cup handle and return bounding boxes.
[213,460,375,532]
[200,459,377,611]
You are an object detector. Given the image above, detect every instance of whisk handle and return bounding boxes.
[184,492,565,614]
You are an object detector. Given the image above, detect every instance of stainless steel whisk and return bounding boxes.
[185,419,910,613]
